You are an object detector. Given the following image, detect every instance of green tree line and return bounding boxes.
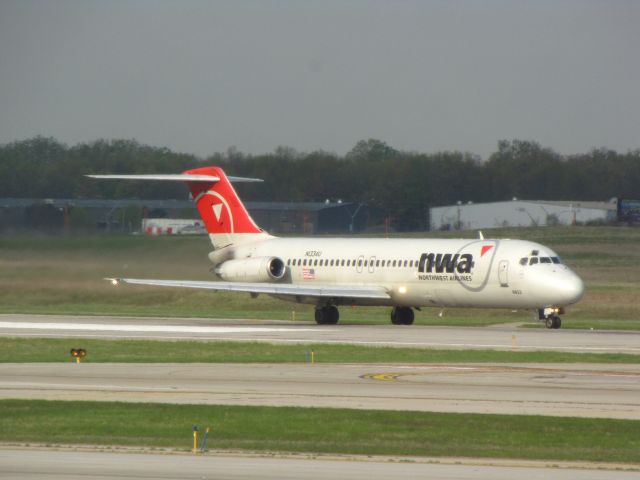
[1,136,638,230]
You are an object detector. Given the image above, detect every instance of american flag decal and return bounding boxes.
[302,268,315,280]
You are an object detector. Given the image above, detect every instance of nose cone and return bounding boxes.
[552,273,585,305]
[532,269,585,306]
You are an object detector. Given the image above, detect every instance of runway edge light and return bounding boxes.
[305,350,316,364]
[192,425,198,454]
[200,427,211,453]
[70,348,87,364]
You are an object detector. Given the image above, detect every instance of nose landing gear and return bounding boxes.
[545,315,562,329]
[539,308,563,329]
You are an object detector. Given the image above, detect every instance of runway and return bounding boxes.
[2,313,640,353]
[2,362,639,419]
[1,448,637,480]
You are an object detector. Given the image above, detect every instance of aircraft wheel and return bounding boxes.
[325,306,339,325]
[391,307,414,325]
[545,316,562,329]
[315,308,327,325]
[315,306,339,325]
[400,307,414,325]
[391,308,400,325]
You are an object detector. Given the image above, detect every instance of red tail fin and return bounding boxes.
[183,166,262,235]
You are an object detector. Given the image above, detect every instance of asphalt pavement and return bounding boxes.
[1,449,638,480]
[2,362,639,418]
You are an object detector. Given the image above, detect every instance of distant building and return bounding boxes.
[142,218,206,235]
[0,198,194,233]
[617,199,640,225]
[246,201,370,234]
[0,198,371,234]
[430,200,617,231]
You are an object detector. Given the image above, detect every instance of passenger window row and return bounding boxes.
[286,258,419,268]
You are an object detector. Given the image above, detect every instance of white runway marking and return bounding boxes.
[3,329,639,353]
[0,321,318,334]
[2,314,639,354]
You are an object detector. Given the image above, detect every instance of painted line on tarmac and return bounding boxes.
[0,322,319,334]
[0,382,172,392]
[362,365,640,379]
[1,325,640,353]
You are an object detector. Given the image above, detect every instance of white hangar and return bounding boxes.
[430,200,617,231]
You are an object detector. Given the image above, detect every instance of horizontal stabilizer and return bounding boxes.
[86,174,262,183]
[89,165,266,246]
[106,277,391,300]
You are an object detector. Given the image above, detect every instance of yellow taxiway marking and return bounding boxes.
[361,366,640,383]
[361,373,402,381]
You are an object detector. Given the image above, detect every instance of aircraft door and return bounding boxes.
[368,256,376,273]
[498,260,509,287]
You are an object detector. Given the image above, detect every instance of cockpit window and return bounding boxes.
[522,254,563,266]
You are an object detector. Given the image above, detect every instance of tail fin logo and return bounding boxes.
[195,189,236,234]
[212,203,223,222]
[184,165,262,235]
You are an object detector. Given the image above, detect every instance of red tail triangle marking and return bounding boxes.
[212,203,223,222]
[481,245,494,257]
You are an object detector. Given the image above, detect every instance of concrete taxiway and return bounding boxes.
[2,362,639,419]
[1,449,638,480]
[1,314,639,353]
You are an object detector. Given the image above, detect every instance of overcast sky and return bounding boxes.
[1,0,639,159]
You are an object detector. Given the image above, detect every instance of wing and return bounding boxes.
[107,277,390,300]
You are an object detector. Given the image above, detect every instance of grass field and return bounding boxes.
[0,226,638,329]
[1,399,639,463]
[1,337,639,364]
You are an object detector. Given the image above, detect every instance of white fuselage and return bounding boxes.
[227,236,585,309]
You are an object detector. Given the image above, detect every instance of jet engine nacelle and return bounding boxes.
[215,257,286,282]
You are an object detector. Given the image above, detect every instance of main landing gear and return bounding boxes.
[314,305,416,326]
[539,308,563,329]
[315,305,339,325]
[391,306,414,325]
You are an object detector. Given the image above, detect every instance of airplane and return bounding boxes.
[88,165,584,329]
